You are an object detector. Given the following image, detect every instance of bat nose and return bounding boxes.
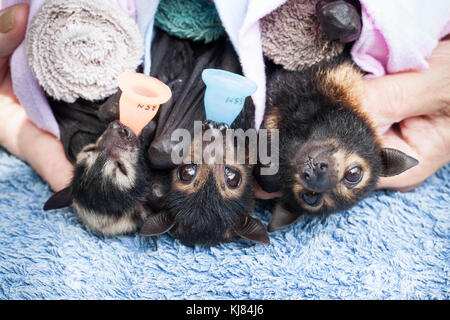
[302,160,328,179]
[300,158,333,192]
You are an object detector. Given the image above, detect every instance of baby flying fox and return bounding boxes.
[140,120,269,247]
[257,58,419,232]
[138,30,268,246]
[44,120,151,236]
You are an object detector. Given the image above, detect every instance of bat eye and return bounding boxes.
[178,164,197,182]
[116,161,128,176]
[84,146,97,153]
[224,166,241,189]
[344,166,363,184]
[302,191,320,206]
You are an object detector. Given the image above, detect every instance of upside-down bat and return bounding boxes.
[255,56,419,232]
[43,119,153,236]
[139,30,269,246]
[253,2,418,231]
[42,68,161,236]
[140,120,269,246]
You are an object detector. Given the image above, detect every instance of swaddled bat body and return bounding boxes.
[257,57,418,231]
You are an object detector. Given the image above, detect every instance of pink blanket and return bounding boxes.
[352,0,450,78]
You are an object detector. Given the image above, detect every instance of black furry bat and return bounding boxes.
[139,30,269,246]
[253,1,418,232]
[256,56,419,232]
[44,119,153,236]
[44,74,157,237]
[141,120,269,246]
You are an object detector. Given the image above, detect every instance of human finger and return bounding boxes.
[0,3,29,78]
[376,113,450,191]
[363,40,450,129]
[254,181,282,199]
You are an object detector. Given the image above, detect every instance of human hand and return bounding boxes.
[0,4,73,191]
[364,38,450,192]
[254,181,282,200]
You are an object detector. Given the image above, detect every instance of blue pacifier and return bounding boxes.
[201,69,257,125]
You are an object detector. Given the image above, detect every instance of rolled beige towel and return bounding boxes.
[260,0,344,71]
[27,0,143,103]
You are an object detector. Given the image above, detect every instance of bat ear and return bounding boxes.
[268,202,299,232]
[43,186,73,210]
[139,211,175,237]
[379,148,419,177]
[234,216,270,245]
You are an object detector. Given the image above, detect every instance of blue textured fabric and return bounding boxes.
[0,147,448,299]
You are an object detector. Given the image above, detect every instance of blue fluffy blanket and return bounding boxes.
[0,147,448,299]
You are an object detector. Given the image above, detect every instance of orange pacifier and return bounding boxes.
[118,72,172,136]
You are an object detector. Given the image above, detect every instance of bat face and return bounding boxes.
[167,163,254,246]
[262,61,419,231]
[140,121,269,246]
[44,120,150,236]
[277,113,381,217]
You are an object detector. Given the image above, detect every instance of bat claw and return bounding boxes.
[202,120,214,130]
[202,120,230,132]
[217,123,230,132]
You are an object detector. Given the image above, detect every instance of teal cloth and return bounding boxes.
[155,0,225,43]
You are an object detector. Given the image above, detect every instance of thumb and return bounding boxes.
[363,39,450,129]
[0,4,29,71]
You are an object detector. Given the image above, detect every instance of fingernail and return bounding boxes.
[0,5,18,34]
[377,124,392,135]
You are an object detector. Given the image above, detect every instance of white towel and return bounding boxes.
[27,0,143,103]
[214,0,285,131]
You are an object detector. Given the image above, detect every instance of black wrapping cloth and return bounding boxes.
[49,28,254,169]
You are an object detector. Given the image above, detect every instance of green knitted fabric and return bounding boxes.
[155,0,225,43]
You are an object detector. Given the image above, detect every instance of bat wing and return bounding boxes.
[147,29,252,170]
[50,96,111,163]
